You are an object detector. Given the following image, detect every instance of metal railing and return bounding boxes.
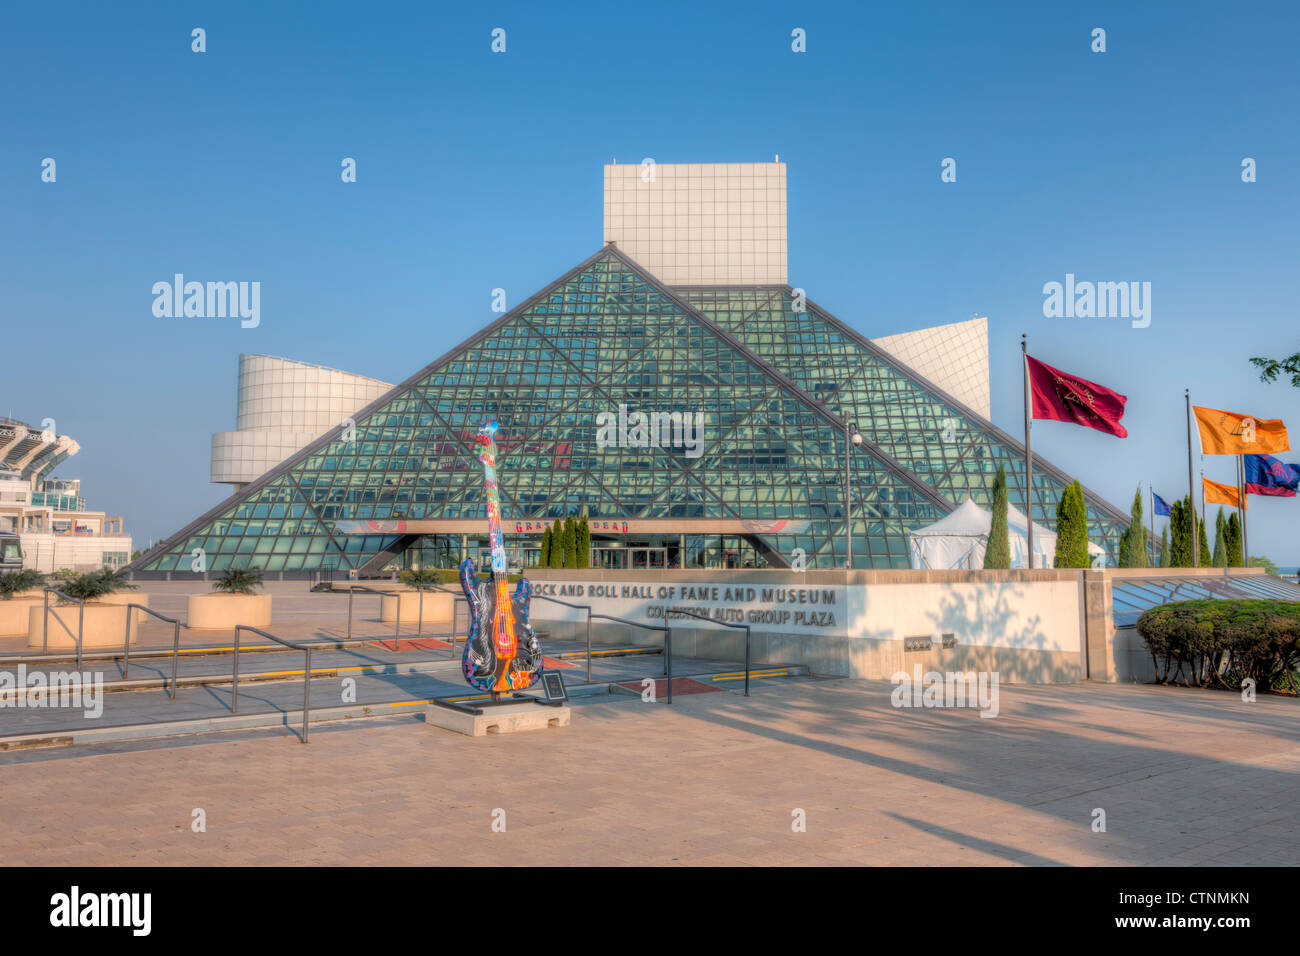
[509,593,675,697]
[590,612,672,703]
[121,604,183,698]
[344,585,401,644]
[668,609,753,696]
[424,583,472,660]
[530,593,594,683]
[421,584,466,655]
[233,625,326,743]
[42,588,85,668]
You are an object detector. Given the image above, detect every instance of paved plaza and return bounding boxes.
[2,670,1296,866]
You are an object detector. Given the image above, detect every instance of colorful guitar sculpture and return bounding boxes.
[460,420,543,696]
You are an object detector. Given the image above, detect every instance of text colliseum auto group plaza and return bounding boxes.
[131,162,1133,580]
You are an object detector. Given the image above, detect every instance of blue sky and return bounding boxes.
[3,1,1298,561]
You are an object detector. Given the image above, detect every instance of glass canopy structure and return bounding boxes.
[132,245,1132,577]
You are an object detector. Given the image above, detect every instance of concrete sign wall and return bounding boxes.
[533,580,844,635]
[526,569,1088,683]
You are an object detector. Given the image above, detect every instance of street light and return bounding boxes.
[845,418,862,569]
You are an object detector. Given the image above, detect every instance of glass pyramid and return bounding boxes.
[137,247,952,573]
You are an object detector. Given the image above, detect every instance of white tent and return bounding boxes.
[908,497,1105,570]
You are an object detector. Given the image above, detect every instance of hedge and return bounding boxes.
[1135,599,1300,693]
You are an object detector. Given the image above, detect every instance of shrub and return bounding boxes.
[400,569,443,590]
[1136,599,1300,693]
[96,567,135,594]
[0,569,45,600]
[54,568,136,602]
[212,567,264,595]
[1250,555,1281,576]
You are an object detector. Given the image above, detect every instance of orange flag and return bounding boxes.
[1203,477,1247,510]
[1192,405,1290,455]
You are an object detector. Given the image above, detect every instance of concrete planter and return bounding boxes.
[380,590,454,626]
[187,592,273,629]
[97,591,151,625]
[26,602,136,649]
[0,598,44,637]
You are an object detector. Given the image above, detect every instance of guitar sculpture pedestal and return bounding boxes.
[426,420,569,737]
[425,697,571,737]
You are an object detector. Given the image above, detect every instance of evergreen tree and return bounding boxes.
[983,465,1011,569]
[1158,526,1169,568]
[562,515,577,568]
[1212,508,1228,568]
[539,526,552,568]
[548,519,565,569]
[576,514,591,569]
[1121,486,1148,568]
[1225,512,1243,567]
[1197,512,1211,567]
[1053,480,1090,568]
[1169,497,1193,567]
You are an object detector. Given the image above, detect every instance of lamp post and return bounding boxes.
[844,416,863,569]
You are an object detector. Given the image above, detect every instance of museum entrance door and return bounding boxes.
[629,547,667,570]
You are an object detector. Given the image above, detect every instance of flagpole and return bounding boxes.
[1186,389,1198,566]
[1150,483,1158,566]
[1022,334,1034,568]
[1199,467,1206,535]
[1238,455,1249,567]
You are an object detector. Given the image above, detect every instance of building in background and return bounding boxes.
[131,161,1133,578]
[0,418,132,572]
[211,355,393,491]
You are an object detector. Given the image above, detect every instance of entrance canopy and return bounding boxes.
[909,498,1105,569]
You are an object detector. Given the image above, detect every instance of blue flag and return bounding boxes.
[1152,492,1172,516]
[1244,454,1300,498]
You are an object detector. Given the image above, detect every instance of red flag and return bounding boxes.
[1026,354,1128,438]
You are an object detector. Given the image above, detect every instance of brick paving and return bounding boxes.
[1,678,1296,866]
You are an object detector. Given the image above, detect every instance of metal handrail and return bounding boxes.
[121,604,183,698]
[406,582,460,644]
[424,582,474,661]
[529,593,594,683]
[589,613,673,703]
[669,609,753,696]
[42,588,85,669]
[343,585,400,644]
[517,593,675,698]
[233,625,331,743]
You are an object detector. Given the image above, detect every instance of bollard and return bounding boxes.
[170,620,181,700]
[302,645,312,743]
[123,607,132,679]
[665,625,673,705]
